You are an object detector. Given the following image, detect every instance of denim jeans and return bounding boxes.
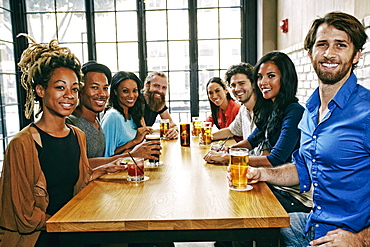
[280,212,315,247]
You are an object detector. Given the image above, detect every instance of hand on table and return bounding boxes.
[203,150,229,165]
[227,166,262,187]
[310,228,364,247]
[92,162,127,180]
[164,128,178,140]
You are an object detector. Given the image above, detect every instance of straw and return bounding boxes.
[218,136,231,152]
[128,152,144,174]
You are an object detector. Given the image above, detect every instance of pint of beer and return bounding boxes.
[180,123,190,146]
[160,119,170,139]
[192,117,202,136]
[199,122,212,145]
[146,133,161,167]
[229,148,249,189]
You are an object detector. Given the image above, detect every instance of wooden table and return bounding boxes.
[47,137,289,246]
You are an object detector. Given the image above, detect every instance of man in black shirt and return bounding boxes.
[143,72,178,139]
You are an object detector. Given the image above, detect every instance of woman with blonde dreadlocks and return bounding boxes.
[0,35,126,247]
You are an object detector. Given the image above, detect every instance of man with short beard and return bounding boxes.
[143,72,178,139]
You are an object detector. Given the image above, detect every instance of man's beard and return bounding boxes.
[144,90,166,112]
[313,57,354,85]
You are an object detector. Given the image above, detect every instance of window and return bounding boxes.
[1,0,256,166]
[0,0,20,172]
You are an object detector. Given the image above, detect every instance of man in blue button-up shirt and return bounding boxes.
[247,12,370,246]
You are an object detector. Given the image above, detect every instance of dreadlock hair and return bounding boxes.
[17,33,82,119]
[206,77,233,129]
[252,51,299,143]
[108,71,145,128]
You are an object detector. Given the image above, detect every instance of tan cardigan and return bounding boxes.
[0,124,92,247]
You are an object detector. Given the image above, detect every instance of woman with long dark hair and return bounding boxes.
[205,77,241,130]
[101,71,152,157]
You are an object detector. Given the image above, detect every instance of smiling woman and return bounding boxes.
[0,34,92,246]
[0,34,126,247]
[101,71,152,157]
[205,77,241,131]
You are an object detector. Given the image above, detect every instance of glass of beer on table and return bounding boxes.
[160,119,170,139]
[199,122,212,145]
[192,117,202,136]
[145,133,161,167]
[180,123,191,146]
[229,148,250,190]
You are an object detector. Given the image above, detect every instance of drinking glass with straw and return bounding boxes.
[125,153,145,182]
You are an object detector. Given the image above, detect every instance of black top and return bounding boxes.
[32,124,80,215]
[144,103,168,126]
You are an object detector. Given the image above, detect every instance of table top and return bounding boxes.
[47,137,289,233]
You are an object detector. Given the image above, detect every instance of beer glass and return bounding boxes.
[192,117,202,136]
[160,119,170,139]
[199,122,212,145]
[146,133,161,167]
[229,148,249,189]
[180,123,191,146]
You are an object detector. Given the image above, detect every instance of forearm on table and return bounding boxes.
[249,156,273,168]
[259,163,299,186]
[88,156,117,169]
[114,140,139,155]
[231,139,252,149]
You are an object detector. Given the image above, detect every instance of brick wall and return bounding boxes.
[281,15,370,104]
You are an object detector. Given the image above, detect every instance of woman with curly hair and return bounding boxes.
[101,71,152,157]
[0,34,125,246]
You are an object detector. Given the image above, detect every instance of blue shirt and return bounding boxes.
[248,102,304,166]
[101,108,137,157]
[294,73,370,238]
